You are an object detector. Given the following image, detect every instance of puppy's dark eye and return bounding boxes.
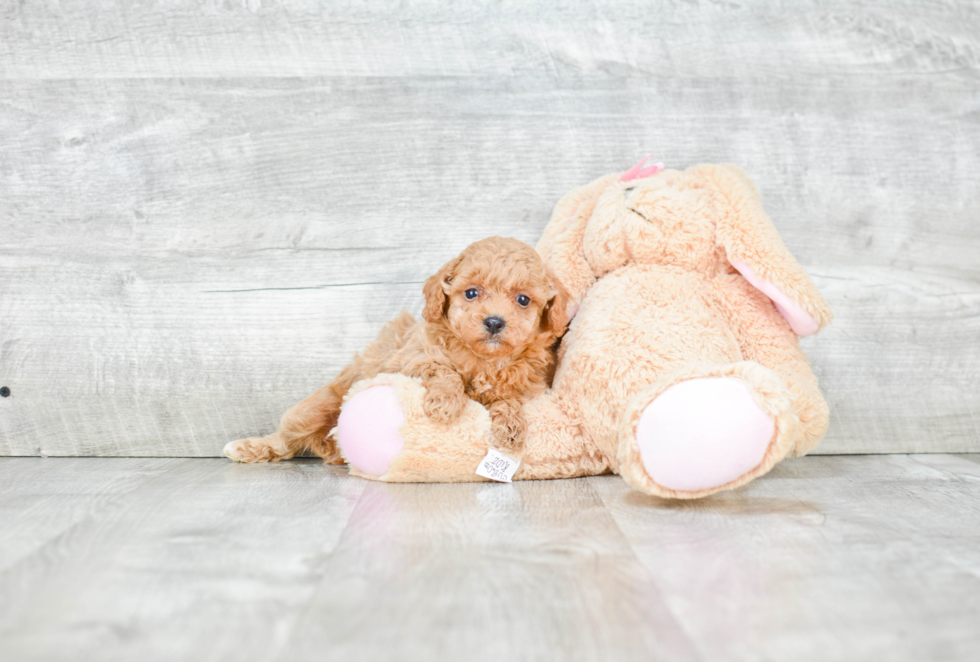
[516,294,530,307]
[464,288,479,300]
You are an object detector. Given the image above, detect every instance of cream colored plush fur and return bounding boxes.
[340,164,832,499]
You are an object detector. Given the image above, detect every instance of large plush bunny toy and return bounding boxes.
[334,160,833,499]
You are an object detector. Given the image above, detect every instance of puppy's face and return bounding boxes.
[423,237,569,359]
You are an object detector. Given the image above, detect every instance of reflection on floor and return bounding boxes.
[1,454,978,661]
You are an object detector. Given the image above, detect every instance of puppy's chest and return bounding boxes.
[467,372,500,400]
[464,363,539,405]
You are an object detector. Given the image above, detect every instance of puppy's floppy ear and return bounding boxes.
[540,270,571,336]
[422,255,463,323]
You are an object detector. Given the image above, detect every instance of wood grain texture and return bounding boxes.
[809,267,980,453]
[591,453,980,662]
[287,478,699,662]
[0,457,183,571]
[0,459,366,662]
[1,0,977,79]
[1,2,978,456]
[0,456,977,661]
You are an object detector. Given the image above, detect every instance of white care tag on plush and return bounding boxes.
[476,448,520,483]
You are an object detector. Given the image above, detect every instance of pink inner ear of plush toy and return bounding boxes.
[730,259,819,336]
[337,385,405,476]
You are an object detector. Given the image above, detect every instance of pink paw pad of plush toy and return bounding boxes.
[337,385,405,477]
[634,378,774,491]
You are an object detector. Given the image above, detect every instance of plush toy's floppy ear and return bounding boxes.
[695,164,833,336]
[422,255,462,323]
[541,270,571,337]
[536,173,620,316]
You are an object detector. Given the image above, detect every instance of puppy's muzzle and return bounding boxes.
[483,316,506,336]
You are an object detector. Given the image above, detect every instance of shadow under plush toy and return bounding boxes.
[248,159,833,500]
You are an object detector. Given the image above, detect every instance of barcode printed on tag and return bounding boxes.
[475,448,520,483]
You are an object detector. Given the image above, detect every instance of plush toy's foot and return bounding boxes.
[337,373,612,483]
[636,378,773,490]
[336,373,494,482]
[336,385,406,477]
[617,362,799,499]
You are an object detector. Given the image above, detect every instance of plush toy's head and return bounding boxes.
[584,172,729,279]
[538,161,833,336]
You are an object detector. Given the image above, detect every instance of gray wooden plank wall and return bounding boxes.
[1,1,978,457]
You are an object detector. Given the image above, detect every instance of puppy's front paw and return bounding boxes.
[491,425,525,455]
[224,436,284,463]
[423,388,468,423]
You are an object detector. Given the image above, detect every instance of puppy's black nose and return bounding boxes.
[483,316,506,335]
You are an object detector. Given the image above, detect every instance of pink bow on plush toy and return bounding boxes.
[620,154,665,182]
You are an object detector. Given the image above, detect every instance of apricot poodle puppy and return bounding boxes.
[224,236,570,464]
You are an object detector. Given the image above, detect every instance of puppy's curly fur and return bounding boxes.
[226,236,570,464]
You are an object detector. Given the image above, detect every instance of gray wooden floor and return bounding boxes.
[1,456,978,662]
